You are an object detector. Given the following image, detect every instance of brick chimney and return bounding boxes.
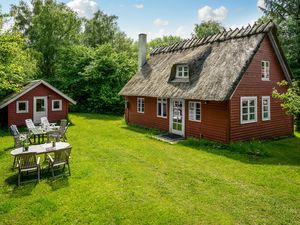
[138,33,147,71]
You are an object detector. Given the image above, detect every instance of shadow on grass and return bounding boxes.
[179,135,300,166]
[123,124,300,166]
[5,167,70,196]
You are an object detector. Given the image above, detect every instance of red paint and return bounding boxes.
[6,83,69,126]
[124,35,293,143]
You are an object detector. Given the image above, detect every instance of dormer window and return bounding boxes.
[176,65,189,78]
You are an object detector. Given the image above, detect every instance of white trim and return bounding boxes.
[267,33,292,84]
[157,98,167,118]
[52,99,62,111]
[176,65,189,78]
[240,96,257,124]
[0,80,76,109]
[137,97,144,113]
[261,60,270,81]
[169,99,185,136]
[16,101,29,113]
[188,101,201,122]
[33,96,48,123]
[262,96,271,121]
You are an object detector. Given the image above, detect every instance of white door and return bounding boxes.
[33,96,47,123]
[170,99,185,136]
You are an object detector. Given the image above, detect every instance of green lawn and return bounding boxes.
[0,113,300,224]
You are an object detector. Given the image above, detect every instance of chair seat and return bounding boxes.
[20,167,39,172]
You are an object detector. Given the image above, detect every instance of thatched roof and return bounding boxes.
[119,21,290,101]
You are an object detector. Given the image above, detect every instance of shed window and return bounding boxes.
[262,96,271,121]
[137,98,144,113]
[240,97,257,124]
[157,98,167,118]
[52,100,62,111]
[176,65,189,78]
[189,101,201,122]
[261,60,270,81]
[16,101,28,113]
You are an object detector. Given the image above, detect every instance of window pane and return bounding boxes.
[249,100,255,106]
[196,113,200,121]
[36,99,45,112]
[53,101,60,109]
[263,106,268,111]
[250,114,255,120]
[242,107,248,113]
[242,115,248,121]
[264,112,269,118]
[18,102,26,111]
[163,103,167,117]
[250,106,255,113]
[158,102,162,116]
[242,101,248,107]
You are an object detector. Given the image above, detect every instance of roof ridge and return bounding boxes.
[150,20,275,56]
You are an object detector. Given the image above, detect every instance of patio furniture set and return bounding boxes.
[9,117,72,186]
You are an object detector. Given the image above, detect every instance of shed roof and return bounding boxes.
[119,21,292,101]
[0,80,76,109]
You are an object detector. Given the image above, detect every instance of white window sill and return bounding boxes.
[241,120,257,124]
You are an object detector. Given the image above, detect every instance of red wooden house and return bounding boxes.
[0,80,76,127]
[119,21,294,143]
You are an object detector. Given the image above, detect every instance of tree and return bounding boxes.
[273,81,300,131]
[10,0,82,78]
[148,35,183,51]
[259,0,300,79]
[83,10,118,47]
[0,32,38,99]
[193,20,225,39]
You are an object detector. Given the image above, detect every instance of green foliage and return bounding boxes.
[260,0,300,79]
[51,43,137,113]
[79,44,137,113]
[11,0,82,78]
[83,10,118,47]
[273,80,300,130]
[148,35,183,51]
[0,32,38,99]
[193,20,224,39]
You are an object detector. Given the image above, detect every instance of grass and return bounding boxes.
[0,113,300,224]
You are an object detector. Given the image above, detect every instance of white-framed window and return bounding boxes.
[240,97,257,124]
[16,101,28,113]
[157,98,167,118]
[261,60,270,81]
[137,98,144,113]
[189,101,201,122]
[176,65,189,78]
[262,96,271,121]
[52,100,62,111]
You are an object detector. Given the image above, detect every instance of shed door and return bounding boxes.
[33,96,47,123]
[170,99,185,136]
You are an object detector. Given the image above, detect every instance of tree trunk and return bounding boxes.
[296,114,300,132]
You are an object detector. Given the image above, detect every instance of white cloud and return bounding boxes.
[153,18,169,26]
[257,0,265,10]
[67,0,98,19]
[133,4,144,9]
[175,25,192,39]
[198,5,228,22]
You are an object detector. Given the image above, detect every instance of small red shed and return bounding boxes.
[0,80,76,127]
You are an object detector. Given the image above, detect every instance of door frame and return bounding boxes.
[169,98,185,136]
[33,96,48,123]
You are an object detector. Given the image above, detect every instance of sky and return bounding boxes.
[0,0,265,40]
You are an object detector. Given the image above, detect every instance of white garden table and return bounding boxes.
[11,142,71,168]
[11,142,71,156]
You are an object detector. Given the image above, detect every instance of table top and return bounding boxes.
[11,142,71,156]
